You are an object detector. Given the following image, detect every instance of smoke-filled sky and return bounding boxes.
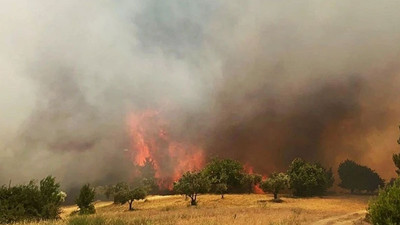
[1,0,400,189]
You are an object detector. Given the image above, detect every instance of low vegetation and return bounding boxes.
[368,178,400,224]
[0,176,65,224]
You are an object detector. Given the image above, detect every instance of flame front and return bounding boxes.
[128,110,205,189]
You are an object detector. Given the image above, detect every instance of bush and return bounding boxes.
[0,176,65,224]
[368,178,400,224]
[287,158,334,197]
[76,184,96,215]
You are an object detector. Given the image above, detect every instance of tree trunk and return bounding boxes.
[273,193,278,200]
[190,194,197,206]
[129,200,133,211]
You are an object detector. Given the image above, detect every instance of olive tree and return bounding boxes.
[113,183,147,211]
[261,173,289,200]
[173,171,210,205]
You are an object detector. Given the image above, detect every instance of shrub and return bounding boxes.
[0,176,65,223]
[76,184,96,215]
[368,178,400,224]
[287,158,334,197]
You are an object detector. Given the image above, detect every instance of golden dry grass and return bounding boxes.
[14,194,372,225]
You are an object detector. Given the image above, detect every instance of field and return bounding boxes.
[15,194,373,225]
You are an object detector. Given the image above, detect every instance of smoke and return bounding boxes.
[1,0,400,192]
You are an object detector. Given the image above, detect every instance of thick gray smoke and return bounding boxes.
[1,0,400,193]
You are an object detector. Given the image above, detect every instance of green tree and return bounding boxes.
[287,158,334,197]
[203,158,244,193]
[112,183,147,211]
[173,171,210,205]
[368,178,400,224]
[261,173,289,200]
[38,176,65,219]
[75,184,96,214]
[338,160,384,193]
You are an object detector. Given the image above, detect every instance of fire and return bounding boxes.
[128,109,205,189]
[244,163,265,194]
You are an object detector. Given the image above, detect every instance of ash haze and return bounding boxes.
[1,0,400,192]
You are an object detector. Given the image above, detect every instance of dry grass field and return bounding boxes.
[15,194,372,225]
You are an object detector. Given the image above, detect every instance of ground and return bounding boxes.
[18,194,372,225]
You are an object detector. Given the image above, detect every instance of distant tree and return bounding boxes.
[173,171,210,205]
[111,182,147,211]
[203,158,245,193]
[240,173,262,194]
[338,160,384,193]
[138,158,159,194]
[287,158,334,197]
[75,184,96,214]
[261,173,289,200]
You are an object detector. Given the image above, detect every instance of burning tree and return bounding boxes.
[173,171,210,206]
[138,158,159,194]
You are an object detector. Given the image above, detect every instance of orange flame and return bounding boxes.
[128,109,204,189]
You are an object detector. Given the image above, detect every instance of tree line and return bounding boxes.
[2,151,398,223]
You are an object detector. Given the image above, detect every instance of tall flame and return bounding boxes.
[128,109,205,189]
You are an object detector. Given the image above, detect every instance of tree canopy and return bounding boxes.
[338,159,384,193]
[173,171,210,205]
[261,173,289,200]
[75,184,96,214]
[287,158,334,197]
